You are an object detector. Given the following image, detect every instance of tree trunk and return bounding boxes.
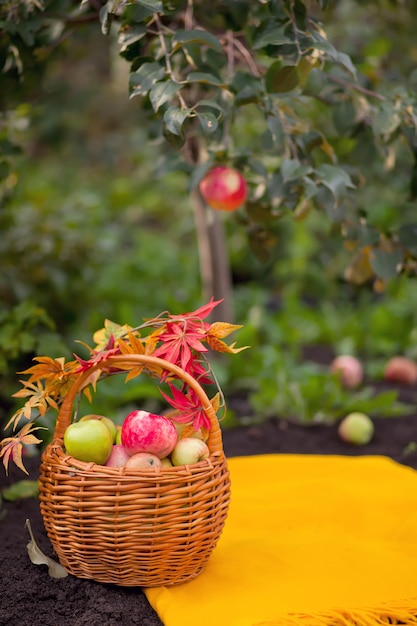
[192,189,234,323]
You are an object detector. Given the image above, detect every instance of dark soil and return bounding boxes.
[2,382,417,626]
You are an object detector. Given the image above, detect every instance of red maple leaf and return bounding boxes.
[74,334,120,373]
[153,321,209,372]
[160,383,211,431]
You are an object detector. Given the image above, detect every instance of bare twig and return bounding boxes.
[231,36,263,78]
[328,75,385,101]
[184,0,193,30]
[154,12,187,109]
[289,0,303,62]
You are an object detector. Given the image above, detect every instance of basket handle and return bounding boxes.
[53,354,224,454]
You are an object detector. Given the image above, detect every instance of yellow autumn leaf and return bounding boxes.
[93,319,132,350]
[206,335,249,354]
[344,246,374,285]
[208,322,243,339]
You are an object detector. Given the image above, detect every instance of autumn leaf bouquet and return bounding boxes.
[1,298,246,474]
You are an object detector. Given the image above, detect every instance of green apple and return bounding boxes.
[338,412,374,446]
[160,457,173,468]
[171,438,210,466]
[79,414,117,443]
[64,419,113,464]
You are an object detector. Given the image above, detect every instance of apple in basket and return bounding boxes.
[121,410,178,458]
[105,444,131,468]
[171,438,210,466]
[79,413,118,443]
[125,452,162,470]
[64,419,113,465]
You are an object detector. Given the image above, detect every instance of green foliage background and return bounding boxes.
[1,0,417,432]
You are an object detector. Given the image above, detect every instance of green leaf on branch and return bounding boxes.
[187,72,226,87]
[372,101,401,136]
[253,24,292,49]
[196,99,225,116]
[311,32,357,79]
[281,159,313,182]
[316,164,355,200]
[197,112,218,134]
[398,223,417,255]
[265,63,300,94]
[370,248,404,282]
[172,29,223,53]
[163,106,190,136]
[135,0,163,11]
[149,80,182,112]
[118,26,147,48]
[129,63,166,98]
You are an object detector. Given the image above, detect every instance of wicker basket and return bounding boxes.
[38,354,231,587]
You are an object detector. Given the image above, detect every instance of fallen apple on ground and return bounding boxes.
[171,437,210,466]
[383,356,417,385]
[338,412,374,446]
[330,355,363,389]
[125,452,162,470]
[199,166,247,212]
[121,409,178,458]
[64,419,113,464]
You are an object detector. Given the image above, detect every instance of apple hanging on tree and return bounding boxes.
[199,166,247,212]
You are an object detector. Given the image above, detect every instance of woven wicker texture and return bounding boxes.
[39,354,231,587]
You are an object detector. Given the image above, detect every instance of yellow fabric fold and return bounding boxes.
[145,454,417,626]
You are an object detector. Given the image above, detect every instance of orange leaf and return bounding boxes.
[0,424,44,475]
[19,356,68,384]
[208,322,243,339]
[210,392,221,413]
[206,335,249,354]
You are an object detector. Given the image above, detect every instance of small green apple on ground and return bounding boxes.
[64,419,113,464]
[199,166,247,212]
[338,412,374,446]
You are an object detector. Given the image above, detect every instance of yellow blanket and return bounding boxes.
[145,454,417,626]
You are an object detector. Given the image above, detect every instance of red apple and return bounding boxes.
[79,414,117,443]
[64,419,113,465]
[171,437,210,466]
[125,452,162,470]
[105,444,131,468]
[383,356,417,385]
[121,410,178,458]
[199,166,247,212]
[330,355,363,389]
[338,412,374,446]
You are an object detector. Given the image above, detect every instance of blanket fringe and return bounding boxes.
[254,602,417,625]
